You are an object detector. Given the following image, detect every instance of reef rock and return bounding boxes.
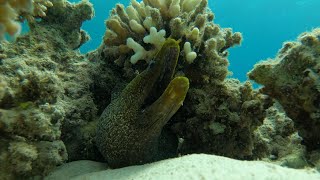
[249,28,320,151]
[0,0,96,179]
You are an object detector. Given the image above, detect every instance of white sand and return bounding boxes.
[46,154,320,180]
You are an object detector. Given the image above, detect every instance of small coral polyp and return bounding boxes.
[100,0,242,76]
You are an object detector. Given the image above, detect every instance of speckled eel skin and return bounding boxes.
[96,38,189,168]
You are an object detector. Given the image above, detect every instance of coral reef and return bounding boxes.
[253,103,308,169]
[172,79,273,159]
[248,28,320,151]
[89,0,271,165]
[0,0,95,179]
[0,0,53,39]
[3,0,318,178]
[96,39,189,168]
[89,0,242,79]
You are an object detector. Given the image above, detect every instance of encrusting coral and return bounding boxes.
[96,38,189,168]
[248,28,320,151]
[0,0,53,39]
[0,0,95,179]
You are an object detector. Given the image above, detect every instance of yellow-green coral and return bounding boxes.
[0,0,53,39]
[96,38,189,168]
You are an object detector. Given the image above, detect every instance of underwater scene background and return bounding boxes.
[1,0,320,179]
[75,0,320,81]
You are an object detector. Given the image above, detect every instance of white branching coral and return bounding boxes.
[143,27,166,49]
[0,0,53,40]
[97,0,242,79]
[33,0,53,16]
[184,42,197,63]
[0,2,21,39]
[127,27,166,64]
[181,0,202,12]
[127,37,148,64]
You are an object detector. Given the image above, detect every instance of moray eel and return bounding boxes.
[96,38,189,168]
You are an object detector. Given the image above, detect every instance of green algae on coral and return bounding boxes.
[96,38,189,168]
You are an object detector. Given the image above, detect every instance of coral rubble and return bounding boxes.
[0,0,95,179]
[248,28,320,151]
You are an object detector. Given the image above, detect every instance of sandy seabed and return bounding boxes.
[46,154,320,180]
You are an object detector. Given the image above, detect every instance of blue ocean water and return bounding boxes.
[71,0,320,82]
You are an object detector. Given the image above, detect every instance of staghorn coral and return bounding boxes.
[248,28,320,151]
[0,0,53,40]
[0,0,95,178]
[96,39,189,168]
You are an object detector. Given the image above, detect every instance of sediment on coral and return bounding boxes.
[0,0,97,179]
[248,28,320,151]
